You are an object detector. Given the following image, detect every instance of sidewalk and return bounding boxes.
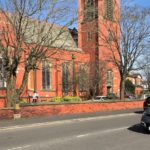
[0,108,143,128]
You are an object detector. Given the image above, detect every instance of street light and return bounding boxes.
[33,64,37,93]
[72,54,76,96]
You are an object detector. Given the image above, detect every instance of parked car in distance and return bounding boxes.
[94,96,108,101]
[141,107,150,131]
[143,96,150,111]
[128,95,136,100]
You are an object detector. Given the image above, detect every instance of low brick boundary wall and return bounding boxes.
[0,100,144,119]
[0,99,6,108]
[0,109,14,119]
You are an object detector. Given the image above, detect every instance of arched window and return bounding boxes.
[42,61,51,90]
[107,70,114,94]
[78,64,88,91]
[0,57,6,88]
[107,70,113,85]
[108,29,113,42]
[105,0,113,20]
[84,0,96,21]
[62,62,71,93]
[86,0,94,6]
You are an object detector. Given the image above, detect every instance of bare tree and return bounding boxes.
[88,61,106,99]
[143,57,150,93]
[100,2,150,99]
[0,0,77,107]
[77,60,106,99]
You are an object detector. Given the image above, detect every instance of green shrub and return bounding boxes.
[125,79,135,95]
[51,97,64,103]
[63,96,81,102]
[20,99,28,104]
[40,100,49,104]
[51,96,81,103]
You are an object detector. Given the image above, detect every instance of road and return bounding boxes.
[0,110,149,150]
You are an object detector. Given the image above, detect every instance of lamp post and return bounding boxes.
[72,54,76,96]
[33,64,37,93]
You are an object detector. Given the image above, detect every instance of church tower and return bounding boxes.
[78,0,120,96]
[78,0,98,63]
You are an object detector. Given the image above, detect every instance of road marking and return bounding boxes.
[0,113,138,132]
[28,126,129,147]
[76,134,89,138]
[6,126,129,149]
[7,145,31,150]
[76,126,128,139]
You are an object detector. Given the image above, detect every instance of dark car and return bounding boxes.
[143,96,150,111]
[141,107,150,131]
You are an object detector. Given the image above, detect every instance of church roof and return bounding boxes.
[1,12,81,52]
[23,19,80,51]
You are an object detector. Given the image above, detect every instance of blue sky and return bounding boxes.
[134,0,150,7]
[70,0,150,28]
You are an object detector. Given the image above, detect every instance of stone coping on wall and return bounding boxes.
[1,107,14,110]
[19,99,144,107]
[0,99,144,109]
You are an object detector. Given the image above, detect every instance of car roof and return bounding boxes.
[96,96,106,98]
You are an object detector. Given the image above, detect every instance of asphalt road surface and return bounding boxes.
[0,110,149,150]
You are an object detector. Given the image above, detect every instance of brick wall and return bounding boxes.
[0,100,143,119]
[0,99,6,108]
[0,109,14,119]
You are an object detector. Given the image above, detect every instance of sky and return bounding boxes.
[135,0,150,7]
[69,0,150,28]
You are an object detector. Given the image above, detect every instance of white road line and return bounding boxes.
[7,145,31,150]
[29,126,128,147]
[76,134,89,138]
[6,126,128,149]
[0,113,138,132]
[76,126,128,139]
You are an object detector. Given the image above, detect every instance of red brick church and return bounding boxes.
[0,0,120,106]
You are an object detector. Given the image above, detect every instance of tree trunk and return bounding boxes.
[120,78,125,100]
[6,79,12,107]
[6,75,19,107]
[6,68,30,107]
[91,87,96,100]
[18,70,29,95]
